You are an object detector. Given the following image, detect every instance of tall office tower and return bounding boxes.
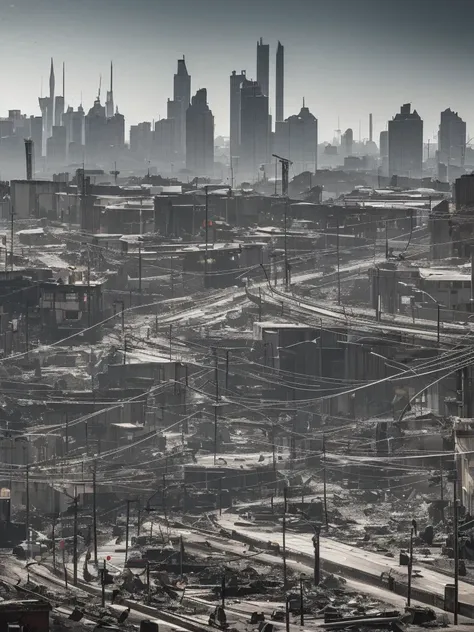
[380,131,388,158]
[369,113,373,143]
[85,96,106,159]
[46,125,67,165]
[388,103,423,179]
[173,57,191,156]
[130,122,152,158]
[63,105,85,161]
[341,128,354,157]
[29,116,43,158]
[38,58,56,153]
[274,102,318,174]
[230,70,246,158]
[54,62,65,127]
[276,41,284,123]
[240,79,270,179]
[106,61,115,119]
[186,88,214,175]
[257,37,269,97]
[153,118,175,163]
[438,108,466,169]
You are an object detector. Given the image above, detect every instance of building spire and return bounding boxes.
[110,60,113,92]
[62,61,65,99]
[49,57,55,100]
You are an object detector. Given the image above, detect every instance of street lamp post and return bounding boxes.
[398,282,442,343]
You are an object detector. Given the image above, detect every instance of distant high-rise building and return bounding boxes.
[230,70,246,159]
[369,113,373,143]
[240,79,270,179]
[276,42,284,123]
[274,102,318,174]
[153,118,175,163]
[257,37,269,97]
[438,108,466,169]
[380,131,388,158]
[64,105,85,149]
[106,61,115,119]
[47,125,66,165]
[130,122,152,158]
[39,58,56,153]
[186,88,214,175]
[341,128,353,157]
[85,97,106,158]
[29,116,43,158]
[172,57,191,156]
[388,104,423,179]
[54,62,65,127]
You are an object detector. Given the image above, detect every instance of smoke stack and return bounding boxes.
[369,113,373,143]
[24,139,33,181]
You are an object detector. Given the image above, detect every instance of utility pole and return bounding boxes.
[225,350,230,391]
[52,515,57,570]
[213,347,219,465]
[272,154,292,291]
[299,576,304,626]
[219,477,223,516]
[25,302,29,358]
[204,186,209,280]
[336,218,341,305]
[323,433,328,527]
[10,203,14,273]
[169,324,172,360]
[407,525,414,606]
[25,460,30,559]
[138,243,142,293]
[437,303,440,345]
[282,487,288,592]
[92,466,98,565]
[453,471,459,625]
[284,198,289,290]
[313,525,321,585]
[125,500,131,564]
[73,494,78,586]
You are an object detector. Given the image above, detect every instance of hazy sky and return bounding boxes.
[0,0,473,143]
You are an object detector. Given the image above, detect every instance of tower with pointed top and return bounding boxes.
[48,58,55,135]
[106,61,115,119]
[54,62,65,127]
[276,41,284,123]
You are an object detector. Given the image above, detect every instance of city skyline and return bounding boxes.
[0,0,473,143]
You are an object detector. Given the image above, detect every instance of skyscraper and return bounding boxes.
[438,108,466,169]
[240,79,270,179]
[38,58,56,154]
[106,62,115,119]
[341,128,353,157]
[380,131,388,158]
[172,57,191,156]
[388,104,423,179]
[186,88,214,175]
[257,38,269,97]
[54,62,65,127]
[274,102,318,174]
[276,42,284,123]
[230,70,246,159]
